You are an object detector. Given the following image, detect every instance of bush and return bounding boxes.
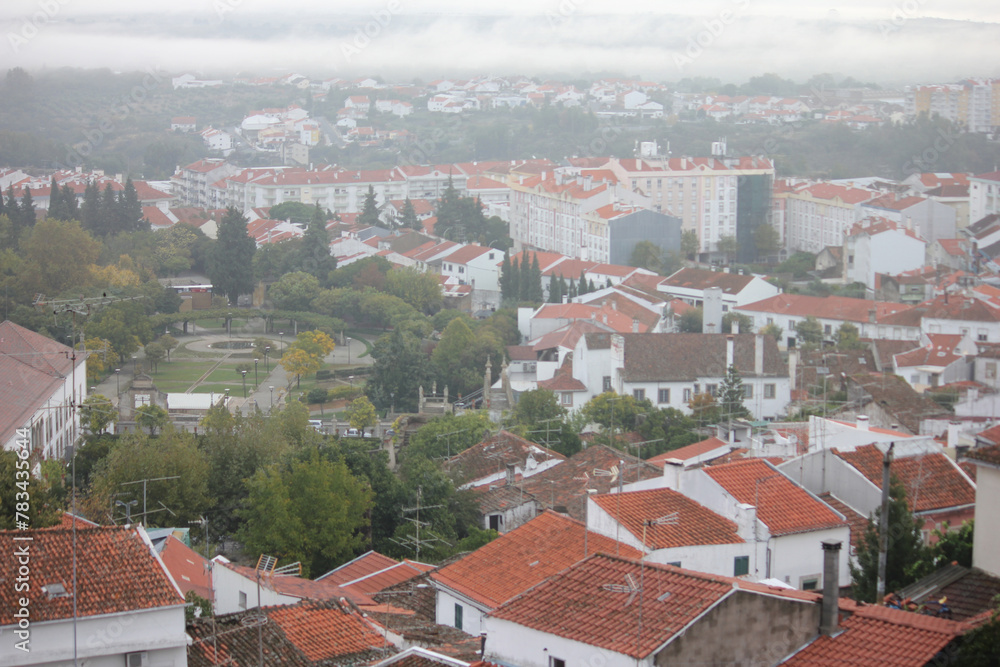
[306,387,330,404]
[316,369,332,380]
[328,386,363,401]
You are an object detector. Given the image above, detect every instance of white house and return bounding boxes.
[439,244,505,311]
[0,524,188,667]
[917,293,1000,343]
[968,171,1000,225]
[571,332,791,421]
[892,332,976,392]
[657,267,780,309]
[843,218,927,293]
[200,127,233,153]
[0,320,87,464]
[624,458,851,589]
[964,444,1000,578]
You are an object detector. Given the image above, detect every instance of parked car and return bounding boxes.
[344,428,360,437]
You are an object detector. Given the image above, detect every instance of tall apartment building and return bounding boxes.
[774,180,879,254]
[603,155,775,263]
[970,171,1000,225]
[905,79,1000,133]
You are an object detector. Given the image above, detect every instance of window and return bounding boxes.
[979,333,989,342]
[550,658,566,667]
[561,392,573,406]
[743,384,753,399]
[602,376,612,392]
[764,384,776,399]
[683,388,692,402]
[986,362,997,380]
[238,591,247,610]
[823,324,832,334]
[801,577,820,591]
[489,514,502,531]
[658,388,670,404]
[734,556,750,577]
[454,603,463,630]
[706,384,718,397]
[633,388,646,401]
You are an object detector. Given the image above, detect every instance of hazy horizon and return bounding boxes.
[3,1,999,87]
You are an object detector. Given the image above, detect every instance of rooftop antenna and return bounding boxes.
[593,461,623,554]
[602,572,642,607]
[635,513,680,661]
[393,486,448,560]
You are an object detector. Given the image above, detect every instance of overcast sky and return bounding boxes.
[2,0,998,85]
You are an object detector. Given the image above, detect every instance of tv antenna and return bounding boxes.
[602,573,642,607]
[392,486,448,560]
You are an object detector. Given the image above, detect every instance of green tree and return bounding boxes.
[794,316,824,350]
[630,240,661,273]
[753,224,781,262]
[722,311,755,334]
[850,479,927,603]
[18,186,36,232]
[681,229,699,260]
[208,207,256,305]
[678,307,703,333]
[115,178,145,234]
[717,235,739,265]
[956,595,1000,665]
[689,392,721,427]
[835,322,864,350]
[760,322,783,341]
[636,407,700,457]
[0,450,62,529]
[345,396,378,432]
[300,204,337,283]
[358,185,381,227]
[144,341,166,373]
[405,411,493,461]
[581,392,649,440]
[184,591,213,622]
[268,271,322,311]
[135,404,170,435]
[238,451,372,577]
[80,394,117,435]
[20,219,100,297]
[80,181,101,236]
[269,202,315,224]
[385,267,443,314]
[281,347,321,388]
[718,365,752,421]
[399,198,419,229]
[85,301,154,364]
[367,328,431,413]
[511,389,566,426]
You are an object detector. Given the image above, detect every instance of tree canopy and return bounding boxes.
[208,207,256,305]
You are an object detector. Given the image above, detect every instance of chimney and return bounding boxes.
[632,318,640,333]
[662,460,683,490]
[726,335,735,369]
[505,463,516,485]
[788,349,798,390]
[868,308,877,324]
[820,540,842,636]
[755,334,764,376]
[730,318,740,335]
[947,421,960,449]
[856,415,870,431]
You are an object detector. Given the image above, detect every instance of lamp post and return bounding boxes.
[132,354,137,375]
[279,332,284,355]
[254,357,258,387]
[227,312,232,339]
[269,385,274,411]
[241,370,248,399]
[390,391,395,416]
[115,368,121,396]
[345,336,351,365]
[264,346,271,373]
[349,375,354,389]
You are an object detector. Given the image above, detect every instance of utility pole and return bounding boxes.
[120,475,180,526]
[394,487,447,560]
[877,442,895,605]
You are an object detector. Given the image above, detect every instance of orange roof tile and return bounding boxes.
[443,430,565,488]
[430,511,642,609]
[834,445,976,513]
[0,527,183,622]
[590,487,742,549]
[703,459,846,536]
[317,550,399,583]
[269,600,385,661]
[646,437,730,467]
[159,534,213,600]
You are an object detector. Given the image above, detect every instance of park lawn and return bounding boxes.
[192,383,244,395]
[204,365,253,385]
[149,363,213,384]
[150,381,195,393]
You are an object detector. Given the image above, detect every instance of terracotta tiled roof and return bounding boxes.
[531,320,607,352]
[738,294,914,325]
[703,459,846,536]
[340,561,435,598]
[782,603,964,666]
[661,267,756,294]
[472,483,538,514]
[646,437,730,467]
[378,647,473,667]
[0,527,183,623]
[834,445,976,513]
[188,599,385,667]
[965,442,1000,465]
[537,354,588,392]
[158,534,213,600]
[893,334,967,368]
[226,563,375,605]
[590,487,742,549]
[316,550,398,583]
[430,511,642,609]
[817,493,868,550]
[848,373,949,434]
[443,430,566,488]
[920,294,1000,323]
[610,333,786,381]
[487,554,736,658]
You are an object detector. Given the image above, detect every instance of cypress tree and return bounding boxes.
[399,197,419,230]
[48,177,62,219]
[81,181,101,234]
[0,184,7,218]
[118,178,144,233]
[519,252,532,302]
[301,203,336,283]
[568,278,577,298]
[208,207,257,305]
[578,271,588,295]
[358,184,381,227]
[61,184,78,220]
[19,187,36,230]
[98,183,117,236]
[529,253,543,302]
[499,252,512,300]
[509,255,521,303]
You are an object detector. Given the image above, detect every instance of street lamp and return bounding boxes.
[254,357,259,387]
[227,312,232,339]
[241,370,248,399]
[349,375,354,389]
[269,385,274,410]
[265,346,271,373]
[115,368,121,396]
[132,354,138,375]
[279,332,284,355]
[345,336,351,365]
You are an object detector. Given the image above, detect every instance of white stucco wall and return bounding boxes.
[770,528,852,589]
[778,450,883,518]
[212,563,297,615]
[434,587,488,637]
[484,615,650,667]
[972,465,1000,578]
[1,605,188,667]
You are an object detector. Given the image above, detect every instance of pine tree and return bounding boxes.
[434,175,465,241]
[529,253,543,302]
[301,203,337,284]
[509,255,521,303]
[0,185,7,218]
[358,185,381,227]
[117,178,144,233]
[61,184,78,220]
[208,207,257,305]
[47,177,62,219]
[98,183,117,236]
[499,252,512,300]
[718,365,752,421]
[399,198,419,230]
[18,187,36,231]
[81,181,101,235]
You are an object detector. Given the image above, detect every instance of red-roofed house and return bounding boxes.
[439,244,505,311]
[781,181,879,253]
[0,320,87,463]
[963,444,1000,577]
[893,332,976,392]
[843,217,928,293]
[484,553,834,667]
[860,192,957,244]
[633,458,850,588]
[658,266,779,308]
[0,526,187,666]
[430,510,643,636]
[645,436,732,469]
